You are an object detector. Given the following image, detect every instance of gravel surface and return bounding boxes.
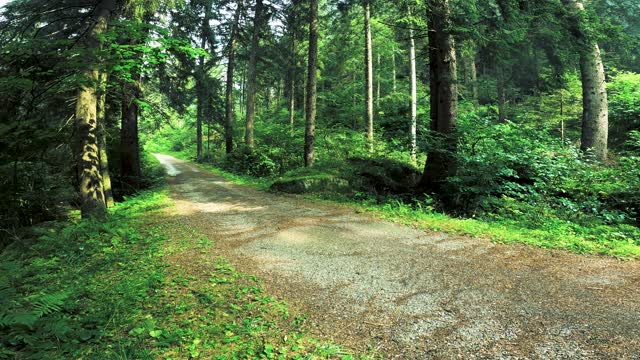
[156,154,640,359]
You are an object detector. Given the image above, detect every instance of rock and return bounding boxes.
[270,176,350,194]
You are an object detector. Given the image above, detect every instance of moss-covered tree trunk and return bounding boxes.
[363,0,374,152]
[74,0,116,218]
[97,72,114,207]
[304,0,318,167]
[244,0,263,148]
[562,0,608,161]
[224,0,243,154]
[420,0,458,191]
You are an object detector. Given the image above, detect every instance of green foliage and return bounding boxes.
[608,71,640,145]
[0,191,168,359]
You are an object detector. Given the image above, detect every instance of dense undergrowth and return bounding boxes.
[0,188,366,359]
[146,73,640,258]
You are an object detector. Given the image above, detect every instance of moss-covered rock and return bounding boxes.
[347,157,420,194]
[270,175,350,194]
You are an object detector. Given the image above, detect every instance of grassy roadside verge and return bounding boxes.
[0,188,368,359]
[158,151,640,259]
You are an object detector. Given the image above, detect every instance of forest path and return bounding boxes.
[155,154,640,359]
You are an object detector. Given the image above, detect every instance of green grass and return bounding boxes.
[157,154,640,260]
[350,199,640,259]
[0,188,370,359]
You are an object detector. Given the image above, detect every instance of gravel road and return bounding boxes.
[156,153,640,359]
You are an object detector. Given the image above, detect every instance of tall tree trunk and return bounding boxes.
[420,0,458,191]
[409,21,417,164]
[224,0,243,154]
[120,70,142,191]
[74,0,115,218]
[562,0,608,161]
[245,0,263,148]
[470,55,478,105]
[497,67,506,123]
[392,46,397,93]
[97,72,114,207]
[376,53,381,109]
[196,74,204,160]
[363,0,374,152]
[304,0,318,167]
[288,43,296,130]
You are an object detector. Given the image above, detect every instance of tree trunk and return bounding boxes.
[97,72,114,207]
[376,53,381,109]
[225,0,243,154]
[409,22,417,164]
[244,0,263,148]
[420,0,458,191]
[120,71,142,191]
[392,46,397,93]
[304,0,318,167]
[74,0,115,218]
[562,0,608,161]
[288,45,296,131]
[363,0,374,152]
[579,43,608,160]
[195,57,204,161]
[497,67,506,123]
[470,56,478,105]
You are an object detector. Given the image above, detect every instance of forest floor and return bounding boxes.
[155,153,640,359]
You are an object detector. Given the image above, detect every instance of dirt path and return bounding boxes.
[155,154,640,359]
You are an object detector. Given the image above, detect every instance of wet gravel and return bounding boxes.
[156,154,640,359]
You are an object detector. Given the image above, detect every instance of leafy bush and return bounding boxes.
[221,145,277,177]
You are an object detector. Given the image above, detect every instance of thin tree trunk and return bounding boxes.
[244,0,263,148]
[225,0,243,154]
[470,56,478,105]
[288,47,296,130]
[376,53,381,109]
[497,67,506,123]
[392,46,397,93]
[560,90,565,143]
[363,0,374,152]
[287,0,297,132]
[304,0,318,167]
[420,0,458,191]
[97,72,114,207]
[195,64,204,160]
[409,22,417,164]
[74,0,115,218]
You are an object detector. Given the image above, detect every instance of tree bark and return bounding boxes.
[392,46,397,93]
[224,0,243,154]
[244,0,263,148]
[470,56,478,105]
[97,72,114,207]
[562,0,608,161]
[74,0,115,218]
[304,0,318,167]
[376,53,381,109]
[196,74,204,160]
[420,0,458,191]
[120,70,142,191]
[363,0,374,152]
[409,21,417,164]
[497,67,506,123]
